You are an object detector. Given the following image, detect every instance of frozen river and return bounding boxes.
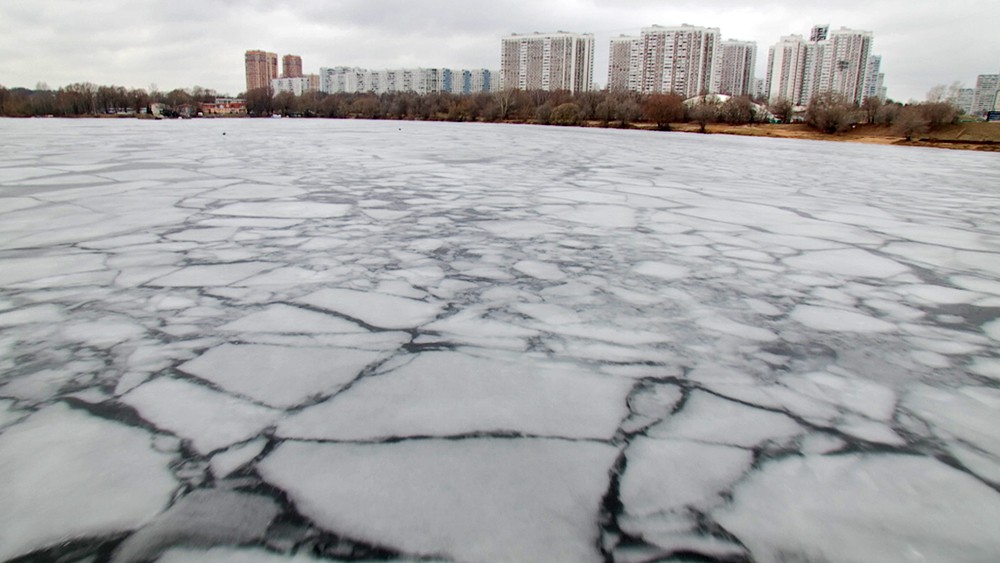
[1,118,999,562]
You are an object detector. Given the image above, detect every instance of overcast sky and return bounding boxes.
[1,0,997,101]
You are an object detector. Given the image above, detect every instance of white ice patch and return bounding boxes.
[790,305,896,333]
[0,304,63,326]
[258,438,618,563]
[714,454,1000,563]
[278,351,632,440]
[294,287,443,329]
[514,260,566,280]
[561,204,637,228]
[210,439,268,478]
[983,318,1000,341]
[903,385,1000,465]
[178,343,384,408]
[158,547,321,563]
[969,357,1000,381]
[147,262,273,287]
[621,437,752,515]
[122,377,279,454]
[647,391,802,448]
[219,304,368,334]
[0,403,175,561]
[696,316,778,342]
[633,261,689,281]
[476,220,562,239]
[783,248,909,278]
[209,202,351,218]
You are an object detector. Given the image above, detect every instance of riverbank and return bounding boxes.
[636,122,1000,152]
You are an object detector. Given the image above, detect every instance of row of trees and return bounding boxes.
[0,83,221,117]
[1,82,963,139]
[241,87,775,129]
[802,92,961,139]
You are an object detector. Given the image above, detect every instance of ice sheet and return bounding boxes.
[178,343,384,408]
[121,376,279,454]
[2,119,1000,562]
[714,454,1000,563]
[278,350,633,440]
[0,403,175,561]
[258,438,618,562]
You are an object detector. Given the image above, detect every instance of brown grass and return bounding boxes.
[592,121,1000,152]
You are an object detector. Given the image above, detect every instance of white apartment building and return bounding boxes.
[766,25,878,105]
[972,74,1000,117]
[826,27,874,104]
[862,55,885,102]
[715,39,757,97]
[766,35,809,104]
[271,75,319,96]
[500,32,595,93]
[608,35,641,92]
[955,88,976,115]
[320,67,495,96]
[639,25,721,98]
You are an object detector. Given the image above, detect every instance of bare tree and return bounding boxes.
[893,105,929,141]
[926,84,947,103]
[768,97,794,124]
[860,96,883,124]
[688,95,721,133]
[551,102,581,126]
[719,96,756,124]
[244,87,274,116]
[493,89,516,121]
[805,92,858,133]
[641,93,685,130]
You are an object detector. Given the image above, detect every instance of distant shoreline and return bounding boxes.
[6,115,998,152]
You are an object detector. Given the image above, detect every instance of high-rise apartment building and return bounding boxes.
[608,35,641,92]
[765,35,808,104]
[955,88,975,115]
[715,39,757,97]
[639,25,721,98]
[282,55,303,78]
[810,24,829,42]
[272,74,319,96]
[825,27,874,104]
[766,25,878,105]
[862,55,885,102]
[500,32,594,93]
[245,50,278,92]
[319,67,496,95]
[972,74,1000,117]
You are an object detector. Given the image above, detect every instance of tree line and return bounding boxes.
[1,82,964,138]
[0,83,219,117]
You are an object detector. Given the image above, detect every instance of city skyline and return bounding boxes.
[1,0,998,102]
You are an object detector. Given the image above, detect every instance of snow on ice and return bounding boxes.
[1,118,999,561]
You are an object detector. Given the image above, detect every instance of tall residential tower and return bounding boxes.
[765,25,879,105]
[282,55,303,78]
[500,32,595,93]
[715,40,757,97]
[639,24,721,98]
[245,50,278,92]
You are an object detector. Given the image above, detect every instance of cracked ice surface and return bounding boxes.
[1,118,1000,562]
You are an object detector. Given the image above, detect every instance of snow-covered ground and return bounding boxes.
[1,118,999,562]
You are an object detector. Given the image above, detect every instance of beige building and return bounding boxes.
[500,32,594,93]
[245,50,278,92]
[282,55,303,78]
